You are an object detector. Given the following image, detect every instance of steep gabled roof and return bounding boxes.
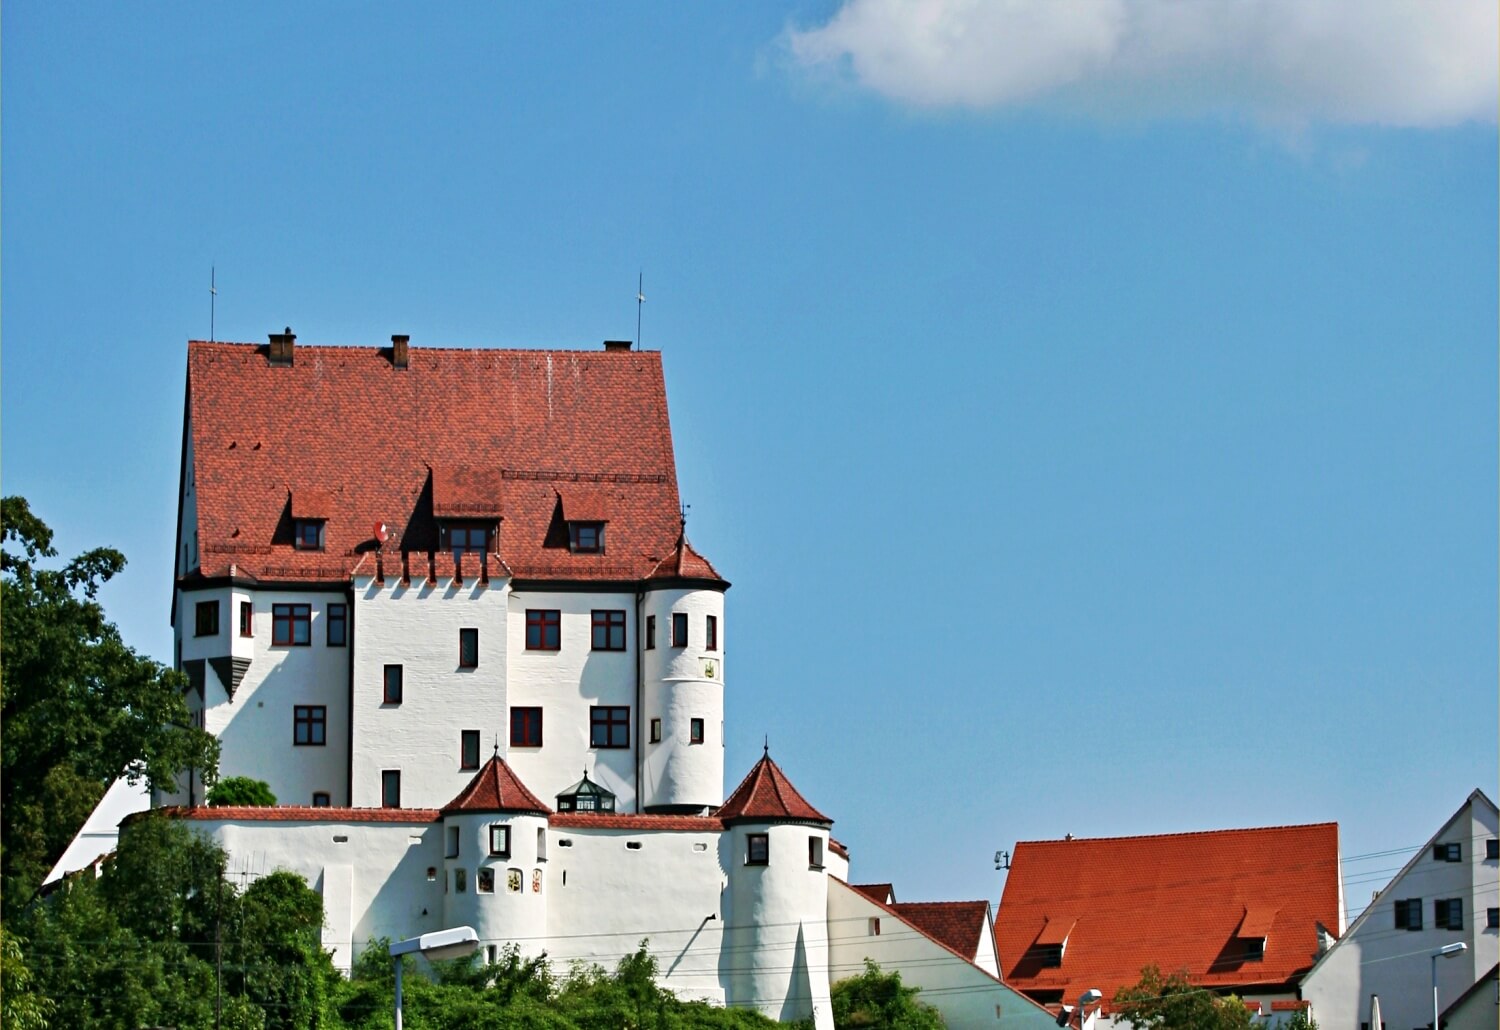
[718,752,831,826]
[183,340,722,585]
[441,756,551,816]
[995,822,1341,1001]
[891,901,992,963]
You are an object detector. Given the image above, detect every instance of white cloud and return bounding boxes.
[785,0,1498,128]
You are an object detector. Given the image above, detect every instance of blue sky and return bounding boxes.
[4,2,1495,915]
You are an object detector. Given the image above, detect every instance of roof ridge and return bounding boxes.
[1014,821,1338,846]
[189,339,661,357]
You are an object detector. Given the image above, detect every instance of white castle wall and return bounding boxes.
[442,812,548,957]
[503,588,639,807]
[640,587,725,812]
[351,575,511,808]
[722,823,833,1029]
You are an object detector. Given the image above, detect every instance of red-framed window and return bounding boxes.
[293,705,326,746]
[591,610,626,651]
[239,600,253,637]
[569,522,604,553]
[459,627,479,668]
[526,609,560,650]
[746,833,769,866]
[590,706,629,748]
[272,604,311,646]
[195,600,220,637]
[706,614,718,651]
[293,519,325,550]
[511,707,542,747]
[441,522,492,561]
[671,612,688,647]
[327,603,347,646]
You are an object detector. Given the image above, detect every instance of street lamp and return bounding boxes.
[1430,941,1466,1030]
[1057,988,1104,1028]
[389,925,479,1030]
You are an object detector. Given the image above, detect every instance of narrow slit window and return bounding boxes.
[459,627,479,668]
[671,612,688,647]
[383,664,403,704]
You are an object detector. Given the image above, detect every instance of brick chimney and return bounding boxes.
[268,327,296,366]
[391,334,410,369]
[603,340,632,353]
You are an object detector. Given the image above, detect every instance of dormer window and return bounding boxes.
[556,771,616,814]
[569,522,605,553]
[294,519,325,550]
[440,521,494,561]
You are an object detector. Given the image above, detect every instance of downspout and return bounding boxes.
[634,587,645,813]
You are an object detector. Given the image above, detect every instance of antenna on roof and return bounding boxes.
[679,503,690,531]
[995,849,1010,871]
[763,735,769,758]
[209,265,217,342]
[636,272,645,350]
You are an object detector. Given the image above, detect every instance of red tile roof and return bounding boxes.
[717,752,832,826]
[995,823,1341,1001]
[890,901,991,962]
[851,883,896,904]
[183,341,725,586]
[160,805,442,823]
[550,813,723,832]
[442,756,552,815]
[646,534,724,582]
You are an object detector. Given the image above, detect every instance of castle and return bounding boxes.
[159,333,1052,1028]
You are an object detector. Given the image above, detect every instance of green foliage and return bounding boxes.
[1113,966,1256,1030]
[1279,1011,1318,1030]
[211,775,280,806]
[1,926,55,1030]
[1,495,219,917]
[827,959,943,1029]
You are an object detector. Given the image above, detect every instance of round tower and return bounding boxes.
[439,754,552,961]
[639,536,728,814]
[719,750,834,1029]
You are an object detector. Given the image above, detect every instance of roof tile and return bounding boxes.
[718,752,831,825]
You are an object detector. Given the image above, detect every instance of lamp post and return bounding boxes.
[1057,988,1103,1028]
[389,925,479,1030]
[1430,941,1466,1030]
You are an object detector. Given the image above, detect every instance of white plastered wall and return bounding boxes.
[640,586,726,811]
[827,880,1056,1029]
[352,575,510,808]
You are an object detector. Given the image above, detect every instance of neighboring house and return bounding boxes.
[995,822,1344,1025]
[42,774,149,885]
[1441,962,1497,1030]
[57,332,1051,1028]
[1299,789,1498,1030]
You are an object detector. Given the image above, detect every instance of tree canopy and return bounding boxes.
[1,496,219,918]
[824,959,944,1029]
[1112,966,1255,1030]
[211,776,279,807]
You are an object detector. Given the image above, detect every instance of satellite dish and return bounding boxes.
[374,522,389,545]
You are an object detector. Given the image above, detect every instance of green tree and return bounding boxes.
[1113,966,1255,1030]
[0,926,54,1030]
[1,496,219,917]
[211,776,279,806]
[827,959,943,1029]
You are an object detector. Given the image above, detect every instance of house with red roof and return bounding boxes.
[52,332,1056,1028]
[995,822,1344,1024]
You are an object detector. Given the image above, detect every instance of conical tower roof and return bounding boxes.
[718,749,831,826]
[441,755,552,816]
[646,530,727,585]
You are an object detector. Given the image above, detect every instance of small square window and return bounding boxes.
[1034,945,1063,968]
[490,824,511,857]
[809,836,824,870]
[447,826,461,858]
[426,867,437,882]
[195,600,220,637]
[454,868,467,893]
[569,522,604,553]
[381,770,401,808]
[312,792,331,807]
[868,918,881,937]
[671,612,688,647]
[706,615,718,651]
[477,868,495,893]
[1435,898,1463,930]
[649,718,662,743]
[1487,839,1498,861]
[747,833,769,866]
[690,718,705,745]
[646,615,656,649]
[591,610,627,651]
[293,705,326,746]
[1434,842,1462,862]
[511,707,542,747]
[1244,937,1265,961]
[294,519,325,550]
[459,627,479,668]
[460,730,480,770]
[526,609,560,650]
[239,601,253,637]
[591,706,630,748]
[327,603,347,647]
[1394,898,1422,930]
[1488,907,1499,929]
[383,664,403,704]
[272,604,311,646]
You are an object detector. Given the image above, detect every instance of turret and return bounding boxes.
[639,535,728,814]
[439,754,552,960]
[719,749,834,1029]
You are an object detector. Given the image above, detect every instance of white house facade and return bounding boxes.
[1298,789,1498,1030]
[127,332,1057,1028]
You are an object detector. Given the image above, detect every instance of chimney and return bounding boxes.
[391,334,410,370]
[603,340,632,353]
[268,327,296,366]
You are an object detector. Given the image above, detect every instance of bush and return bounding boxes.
[209,776,278,806]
